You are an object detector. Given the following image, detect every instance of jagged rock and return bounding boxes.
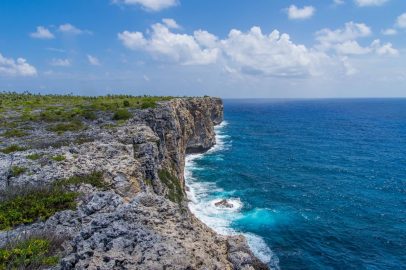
[215,199,234,208]
[0,98,267,270]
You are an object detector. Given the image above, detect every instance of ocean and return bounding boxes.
[185,99,406,270]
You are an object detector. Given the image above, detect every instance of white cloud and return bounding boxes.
[162,18,180,29]
[87,55,101,66]
[0,53,37,76]
[382,28,397,35]
[316,22,398,56]
[316,22,371,46]
[118,22,219,65]
[50,58,71,67]
[221,27,328,77]
[30,26,54,39]
[287,5,316,20]
[396,13,406,28]
[113,0,178,11]
[371,39,399,55]
[118,20,330,77]
[354,0,389,7]
[334,0,345,5]
[58,24,89,35]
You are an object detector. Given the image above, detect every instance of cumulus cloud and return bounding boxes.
[334,0,345,5]
[354,0,389,7]
[118,22,219,65]
[58,24,89,35]
[30,26,54,39]
[287,5,316,20]
[50,58,71,67]
[382,28,397,35]
[396,13,406,28]
[113,0,178,11]
[87,55,101,66]
[118,20,329,77]
[162,18,180,29]
[0,53,37,76]
[316,22,398,56]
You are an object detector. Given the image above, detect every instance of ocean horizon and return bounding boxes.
[185,98,406,270]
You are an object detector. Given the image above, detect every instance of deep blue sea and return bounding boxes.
[185,99,406,270]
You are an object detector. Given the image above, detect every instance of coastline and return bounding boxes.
[185,121,280,269]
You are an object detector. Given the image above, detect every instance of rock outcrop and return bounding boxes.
[0,97,268,270]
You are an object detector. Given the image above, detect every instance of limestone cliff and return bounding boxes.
[0,97,268,270]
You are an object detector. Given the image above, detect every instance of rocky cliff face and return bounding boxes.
[0,97,267,270]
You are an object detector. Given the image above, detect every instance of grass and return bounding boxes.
[48,120,84,134]
[0,187,77,231]
[51,155,66,162]
[54,171,108,189]
[26,153,42,160]
[0,144,26,154]
[0,235,63,269]
[10,166,27,177]
[112,108,132,120]
[0,92,172,125]
[2,129,28,138]
[158,169,184,204]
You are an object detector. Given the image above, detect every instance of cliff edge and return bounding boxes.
[0,96,268,270]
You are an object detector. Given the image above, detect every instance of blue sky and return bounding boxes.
[0,0,405,97]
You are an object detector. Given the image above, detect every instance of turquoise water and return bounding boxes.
[185,99,406,270]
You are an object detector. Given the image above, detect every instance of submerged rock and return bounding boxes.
[215,199,234,208]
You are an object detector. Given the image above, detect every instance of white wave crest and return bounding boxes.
[184,120,279,268]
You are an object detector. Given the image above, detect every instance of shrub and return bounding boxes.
[140,100,156,109]
[52,155,66,162]
[54,171,108,189]
[0,235,62,269]
[0,187,77,230]
[81,109,97,120]
[2,129,28,138]
[158,169,183,204]
[123,100,130,107]
[112,109,131,121]
[0,145,26,154]
[10,166,26,177]
[48,120,84,134]
[26,153,42,160]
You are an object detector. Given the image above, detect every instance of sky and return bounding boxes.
[0,0,405,98]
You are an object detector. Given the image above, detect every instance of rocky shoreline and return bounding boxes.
[0,97,268,269]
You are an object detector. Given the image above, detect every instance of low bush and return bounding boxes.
[112,109,131,121]
[2,129,28,138]
[0,145,26,154]
[48,120,84,134]
[52,155,66,162]
[10,166,26,177]
[54,171,108,189]
[0,187,77,230]
[0,235,63,269]
[26,153,42,160]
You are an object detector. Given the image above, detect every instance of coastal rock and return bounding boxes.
[0,97,267,269]
[215,199,234,208]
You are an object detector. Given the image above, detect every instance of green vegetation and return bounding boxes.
[0,236,62,269]
[54,171,108,189]
[48,120,84,134]
[158,169,184,204]
[10,166,27,177]
[2,129,28,138]
[0,144,26,154]
[0,187,77,230]
[51,155,66,162]
[112,108,132,120]
[26,153,42,160]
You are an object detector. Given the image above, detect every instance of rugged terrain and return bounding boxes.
[0,96,268,269]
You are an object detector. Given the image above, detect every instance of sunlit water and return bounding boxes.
[185,99,406,270]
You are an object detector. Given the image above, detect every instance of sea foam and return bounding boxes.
[185,121,279,269]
